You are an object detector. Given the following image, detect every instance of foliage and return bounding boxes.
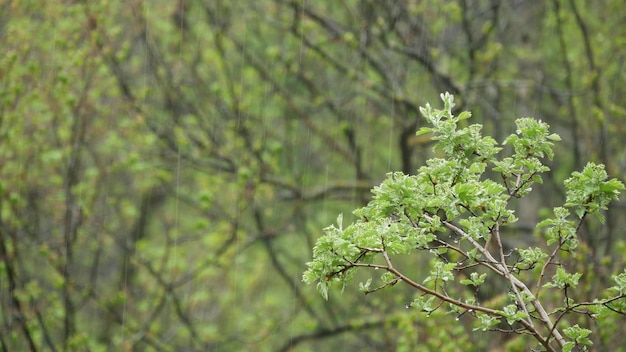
[1,1,626,351]
[304,93,626,351]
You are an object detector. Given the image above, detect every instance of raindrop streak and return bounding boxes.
[283,2,309,346]
[172,0,187,286]
[387,97,395,172]
[121,3,152,340]
[173,138,181,278]
[232,3,249,336]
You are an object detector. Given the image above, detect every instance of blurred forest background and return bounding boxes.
[1,0,625,351]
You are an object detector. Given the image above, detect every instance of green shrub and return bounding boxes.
[304,93,626,351]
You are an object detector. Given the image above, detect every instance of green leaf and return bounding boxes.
[563,325,593,348]
[474,312,500,331]
[547,133,562,141]
[410,295,436,313]
[337,213,343,230]
[416,127,433,136]
[458,111,472,120]
[501,304,528,325]
[317,281,329,300]
[359,278,372,292]
[544,266,582,289]
[610,270,626,295]
[515,247,548,270]
[460,272,487,286]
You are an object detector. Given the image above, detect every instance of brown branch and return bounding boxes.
[0,224,38,351]
[432,215,565,348]
[253,208,329,328]
[277,318,386,352]
[493,222,534,328]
